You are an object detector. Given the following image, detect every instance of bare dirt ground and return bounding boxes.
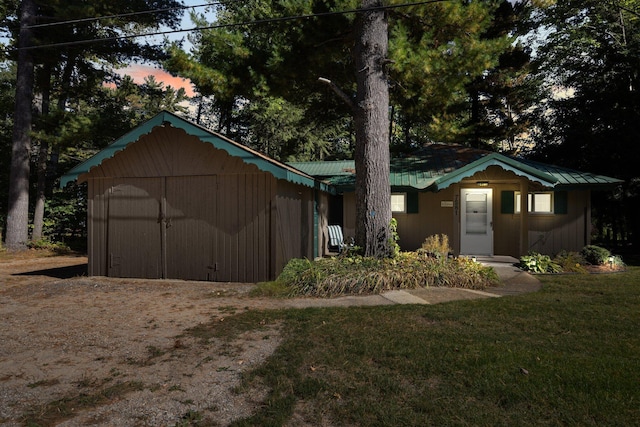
[0,254,291,427]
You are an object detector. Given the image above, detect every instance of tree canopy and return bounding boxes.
[1,0,186,249]
[167,0,518,159]
[526,0,640,244]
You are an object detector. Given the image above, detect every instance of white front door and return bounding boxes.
[460,188,493,255]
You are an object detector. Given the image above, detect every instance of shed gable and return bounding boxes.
[81,125,260,181]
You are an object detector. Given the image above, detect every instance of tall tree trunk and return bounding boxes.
[32,62,52,242]
[6,0,36,251]
[353,0,391,257]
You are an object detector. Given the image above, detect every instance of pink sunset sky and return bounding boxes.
[117,64,196,97]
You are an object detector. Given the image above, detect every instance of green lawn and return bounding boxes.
[200,267,640,426]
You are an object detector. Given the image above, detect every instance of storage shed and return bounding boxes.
[61,111,331,282]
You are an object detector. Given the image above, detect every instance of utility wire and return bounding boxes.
[16,0,448,51]
[26,1,235,29]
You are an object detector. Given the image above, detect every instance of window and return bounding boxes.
[391,193,406,213]
[515,192,553,213]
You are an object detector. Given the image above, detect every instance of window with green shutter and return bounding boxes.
[501,190,515,214]
[407,192,419,214]
[554,191,568,214]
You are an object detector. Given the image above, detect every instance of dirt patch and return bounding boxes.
[0,255,284,426]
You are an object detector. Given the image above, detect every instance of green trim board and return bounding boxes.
[61,111,334,194]
[431,153,557,190]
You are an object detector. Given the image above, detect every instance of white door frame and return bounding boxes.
[460,188,493,255]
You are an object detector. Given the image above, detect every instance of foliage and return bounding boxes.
[521,246,627,273]
[519,252,562,273]
[26,238,72,254]
[250,280,292,298]
[553,250,587,273]
[580,245,612,266]
[525,0,640,246]
[276,252,499,297]
[418,233,451,259]
[388,218,400,258]
[167,1,516,156]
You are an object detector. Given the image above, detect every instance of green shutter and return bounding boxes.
[554,191,568,214]
[501,190,515,214]
[407,192,419,214]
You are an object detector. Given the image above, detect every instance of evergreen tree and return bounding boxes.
[167,0,513,256]
[526,0,640,245]
[2,0,183,248]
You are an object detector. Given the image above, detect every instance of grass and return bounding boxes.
[199,267,640,426]
[14,256,640,425]
[21,381,145,427]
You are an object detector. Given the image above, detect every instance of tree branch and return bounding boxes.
[318,77,354,110]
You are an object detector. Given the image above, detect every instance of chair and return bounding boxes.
[327,225,345,253]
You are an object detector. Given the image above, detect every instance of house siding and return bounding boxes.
[337,169,591,258]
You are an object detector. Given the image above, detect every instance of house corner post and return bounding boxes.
[519,180,529,256]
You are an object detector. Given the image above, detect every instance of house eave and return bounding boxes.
[432,153,558,191]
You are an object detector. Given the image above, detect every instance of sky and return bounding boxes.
[119,0,216,97]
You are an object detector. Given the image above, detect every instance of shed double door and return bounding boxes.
[107,175,272,282]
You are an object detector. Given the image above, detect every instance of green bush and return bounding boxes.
[519,252,562,273]
[276,252,500,297]
[27,239,72,254]
[553,250,588,273]
[581,245,612,265]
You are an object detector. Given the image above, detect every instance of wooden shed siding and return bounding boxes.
[106,178,163,278]
[83,125,307,282]
[87,178,110,276]
[164,175,218,281]
[82,126,262,181]
[274,181,314,274]
[214,173,276,282]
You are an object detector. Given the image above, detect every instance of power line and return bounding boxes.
[26,1,233,29]
[16,0,449,51]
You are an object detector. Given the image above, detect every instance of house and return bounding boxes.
[62,112,622,282]
[289,144,622,257]
[61,111,332,282]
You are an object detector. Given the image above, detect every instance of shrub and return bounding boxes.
[519,252,562,273]
[553,251,588,273]
[27,239,72,254]
[388,218,400,258]
[276,252,500,297]
[419,234,451,259]
[580,245,611,265]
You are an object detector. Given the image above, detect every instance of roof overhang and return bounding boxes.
[61,111,334,194]
[431,153,558,190]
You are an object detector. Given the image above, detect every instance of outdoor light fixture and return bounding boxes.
[476,181,489,187]
[471,256,477,263]
[608,255,614,267]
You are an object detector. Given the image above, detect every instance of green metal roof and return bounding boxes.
[61,111,333,193]
[289,144,623,192]
[516,158,623,189]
